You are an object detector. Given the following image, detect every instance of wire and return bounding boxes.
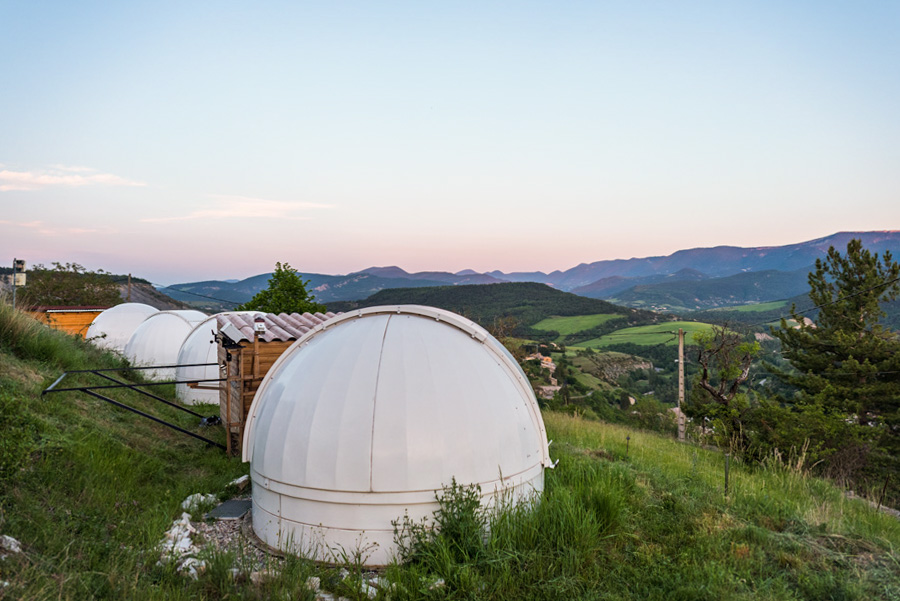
[152,283,241,307]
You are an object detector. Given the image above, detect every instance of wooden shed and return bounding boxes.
[216,311,336,454]
[28,306,110,338]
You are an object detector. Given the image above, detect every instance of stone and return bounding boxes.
[250,569,277,586]
[178,557,207,580]
[229,475,250,491]
[0,535,22,560]
[181,493,217,513]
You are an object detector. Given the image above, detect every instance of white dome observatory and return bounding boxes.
[123,310,207,381]
[175,312,263,405]
[86,303,159,354]
[243,305,551,566]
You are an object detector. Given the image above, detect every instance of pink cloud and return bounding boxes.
[0,219,101,236]
[141,195,333,223]
[0,167,146,191]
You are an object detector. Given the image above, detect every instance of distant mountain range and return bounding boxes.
[160,231,900,312]
[488,231,900,290]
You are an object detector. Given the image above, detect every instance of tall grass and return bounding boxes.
[383,415,900,600]
[0,300,119,370]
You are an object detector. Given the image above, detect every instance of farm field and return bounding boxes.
[711,300,789,313]
[579,321,714,347]
[532,313,620,337]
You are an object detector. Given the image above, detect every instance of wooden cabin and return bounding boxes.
[216,311,336,455]
[28,306,110,338]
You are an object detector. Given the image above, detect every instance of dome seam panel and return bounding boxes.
[368,314,392,492]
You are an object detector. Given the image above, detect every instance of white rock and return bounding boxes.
[158,513,200,561]
[360,581,378,599]
[250,569,277,586]
[229,475,250,490]
[181,493,217,513]
[306,576,321,591]
[178,557,207,580]
[0,535,22,559]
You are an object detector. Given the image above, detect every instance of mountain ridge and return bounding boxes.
[162,231,900,309]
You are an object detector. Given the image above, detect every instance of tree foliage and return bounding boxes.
[772,239,900,424]
[694,325,759,407]
[19,262,123,307]
[683,325,760,452]
[236,262,325,314]
[768,239,900,492]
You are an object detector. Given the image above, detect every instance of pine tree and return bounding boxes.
[770,239,900,490]
[772,239,900,424]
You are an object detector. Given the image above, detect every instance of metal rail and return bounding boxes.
[42,365,226,451]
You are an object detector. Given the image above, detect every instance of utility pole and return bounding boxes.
[11,258,25,309]
[678,327,686,442]
[127,273,132,302]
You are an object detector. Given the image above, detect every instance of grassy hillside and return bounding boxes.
[0,302,246,598]
[532,314,621,342]
[1,301,898,599]
[578,321,715,348]
[719,300,791,313]
[327,282,667,341]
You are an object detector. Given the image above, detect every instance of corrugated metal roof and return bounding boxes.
[216,311,337,343]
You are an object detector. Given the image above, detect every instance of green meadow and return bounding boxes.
[711,300,790,313]
[579,321,715,347]
[532,313,621,337]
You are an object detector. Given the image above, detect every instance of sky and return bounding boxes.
[1,1,899,285]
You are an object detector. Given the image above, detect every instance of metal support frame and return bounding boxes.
[42,363,227,451]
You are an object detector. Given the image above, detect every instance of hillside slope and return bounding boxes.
[118,282,193,311]
[327,281,667,335]
[1,301,898,599]
[609,268,813,312]
[161,271,452,310]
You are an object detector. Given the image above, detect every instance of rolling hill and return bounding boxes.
[572,268,709,299]
[327,282,669,339]
[160,271,454,310]
[607,268,814,312]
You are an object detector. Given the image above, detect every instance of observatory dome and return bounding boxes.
[123,310,207,381]
[175,312,263,405]
[86,303,159,354]
[243,305,551,566]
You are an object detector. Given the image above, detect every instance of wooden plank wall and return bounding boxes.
[29,311,104,338]
[218,338,294,455]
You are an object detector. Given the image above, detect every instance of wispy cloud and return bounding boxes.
[0,166,146,191]
[141,195,334,223]
[0,219,101,236]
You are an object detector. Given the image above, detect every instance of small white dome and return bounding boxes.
[123,310,207,381]
[86,303,159,354]
[175,312,263,405]
[243,305,550,566]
